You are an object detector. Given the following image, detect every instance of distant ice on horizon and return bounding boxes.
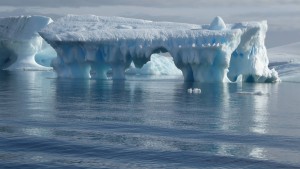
[268,42,300,82]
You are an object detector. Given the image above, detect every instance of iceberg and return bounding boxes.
[0,15,53,70]
[39,15,279,82]
[227,21,279,82]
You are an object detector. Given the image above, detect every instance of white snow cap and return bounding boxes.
[0,15,52,40]
[209,16,226,30]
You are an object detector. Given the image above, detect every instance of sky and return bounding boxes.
[0,0,299,47]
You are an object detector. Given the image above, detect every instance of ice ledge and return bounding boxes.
[39,15,279,83]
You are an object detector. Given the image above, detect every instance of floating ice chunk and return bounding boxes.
[209,16,226,30]
[187,88,201,94]
[193,88,201,94]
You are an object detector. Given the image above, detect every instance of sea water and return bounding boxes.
[0,71,300,169]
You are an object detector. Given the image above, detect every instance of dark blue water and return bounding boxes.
[0,71,300,169]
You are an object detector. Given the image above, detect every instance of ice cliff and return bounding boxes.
[39,15,279,82]
[0,15,53,70]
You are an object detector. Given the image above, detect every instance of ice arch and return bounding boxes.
[39,15,279,82]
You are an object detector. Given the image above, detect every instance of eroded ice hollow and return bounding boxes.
[39,15,279,82]
[0,15,53,70]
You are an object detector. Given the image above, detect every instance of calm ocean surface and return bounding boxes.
[0,71,300,169]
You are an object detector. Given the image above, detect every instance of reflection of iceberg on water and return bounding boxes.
[217,83,273,160]
[37,15,279,83]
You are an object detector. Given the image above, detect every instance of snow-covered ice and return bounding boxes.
[268,42,300,82]
[39,15,279,82]
[269,42,300,64]
[126,54,182,76]
[0,15,53,70]
[209,16,226,31]
[227,21,279,83]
